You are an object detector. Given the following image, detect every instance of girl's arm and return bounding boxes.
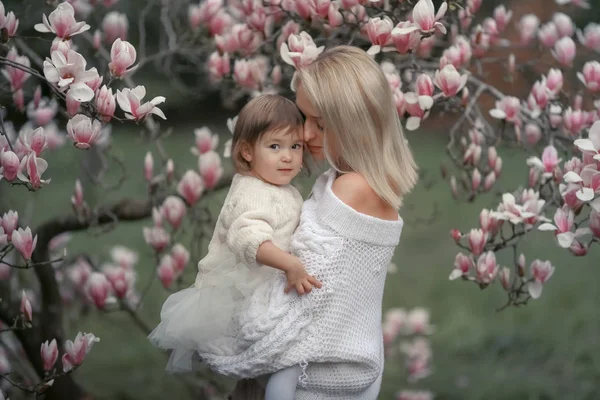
[256,241,322,295]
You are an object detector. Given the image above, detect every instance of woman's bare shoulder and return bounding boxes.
[331,172,398,220]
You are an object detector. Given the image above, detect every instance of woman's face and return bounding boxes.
[295,83,326,162]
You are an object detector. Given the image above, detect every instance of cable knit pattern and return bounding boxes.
[199,169,404,400]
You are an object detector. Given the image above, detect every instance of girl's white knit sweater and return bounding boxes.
[200,169,404,399]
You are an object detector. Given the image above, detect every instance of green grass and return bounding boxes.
[4,118,600,400]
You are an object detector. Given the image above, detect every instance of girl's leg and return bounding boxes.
[265,365,302,400]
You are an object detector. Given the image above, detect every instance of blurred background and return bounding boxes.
[1,0,600,399]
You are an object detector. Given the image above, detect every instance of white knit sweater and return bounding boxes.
[193,173,304,287]
[200,169,404,399]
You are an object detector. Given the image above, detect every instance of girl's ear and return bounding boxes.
[240,141,253,164]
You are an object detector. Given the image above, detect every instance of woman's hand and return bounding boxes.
[285,257,322,295]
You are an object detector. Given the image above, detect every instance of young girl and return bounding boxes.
[148,94,322,399]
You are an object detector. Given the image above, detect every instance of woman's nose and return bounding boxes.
[303,125,316,142]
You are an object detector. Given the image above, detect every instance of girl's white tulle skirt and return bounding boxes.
[148,255,275,373]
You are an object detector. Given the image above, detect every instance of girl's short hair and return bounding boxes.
[291,45,419,209]
[231,94,304,172]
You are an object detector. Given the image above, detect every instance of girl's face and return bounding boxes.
[242,127,304,186]
[296,83,327,162]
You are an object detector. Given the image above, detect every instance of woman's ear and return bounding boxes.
[240,141,253,164]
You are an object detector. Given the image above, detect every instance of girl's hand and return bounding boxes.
[284,258,322,295]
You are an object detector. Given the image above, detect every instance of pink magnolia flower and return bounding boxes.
[552,36,576,66]
[280,32,324,69]
[327,2,343,28]
[404,92,431,131]
[101,11,128,44]
[493,5,512,31]
[1,211,18,241]
[538,22,560,47]
[43,50,98,102]
[34,2,90,39]
[0,150,20,182]
[492,193,533,225]
[471,168,482,190]
[85,272,113,309]
[198,150,223,189]
[406,308,433,334]
[529,79,550,111]
[382,308,407,344]
[116,86,166,121]
[546,68,564,96]
[577,61,600,93]
[110,246,139,269]
[528,260,555,299]
[171,243,190,274]
[157,255,176,288]
[103,265,135,299]
[476,251,498,283]
[391,21,420,54]
[562,107,586,136]
[394,0,447,35]
[232,58,267,90]
[552,12,574,38]
[40,339,58,372]
[434,65,468,97]
[143,226,170,252]
[416,74,434,97]
[207,51,230,83]
[166,159,175,182]
[95,85,116,122]
[479,208,501,235]
[577,23,600,52]
[499,267,511,291]
[467,228,488,256]
[366,17,394,55]
[20,290,33,322]
[66,114,103,150]
[177,170,205,205]
[490,96,521,124]
[62,332,100,372]
[573,121,600,161]
[526,145,561,180]
[2,48,30,92]
[449,252,473,280]
[27,97,59,127]
[191,127,219,156]
[108,39,137,78]
[17,153,50,189]
[538,206,575,248]
[12,226,37,262]
[518,14,540,45]
[161,196,187,230]
[71,179,84,208]
[3,11,19,38]
[16,127,47,157]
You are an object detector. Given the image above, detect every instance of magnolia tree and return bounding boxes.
[0,0,599,399]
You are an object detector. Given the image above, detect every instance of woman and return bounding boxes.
[221,45,419,399]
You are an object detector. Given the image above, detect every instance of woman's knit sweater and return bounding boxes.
[199,169,404,399]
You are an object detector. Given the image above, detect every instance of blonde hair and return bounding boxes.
[231,94,304,172]
[291,46,418,209]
